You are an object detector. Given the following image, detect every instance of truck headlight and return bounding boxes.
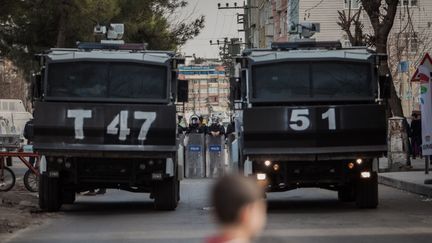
[264,160,271,167]
[64,162,71,169]
[361,171,371,178]
[257,173,266,181]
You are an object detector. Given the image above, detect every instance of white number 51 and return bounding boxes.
[290,109,310,131]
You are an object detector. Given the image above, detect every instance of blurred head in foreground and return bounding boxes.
[209,175,266,243]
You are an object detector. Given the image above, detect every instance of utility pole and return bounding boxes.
[209,38,244,76]
[217,2,256,49]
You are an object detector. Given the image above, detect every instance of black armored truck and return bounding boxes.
[234,41,388,208]
[32,26,186,211]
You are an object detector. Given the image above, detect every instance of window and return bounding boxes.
[344,0,360,9]
[399,32,419,52]
[399,0,418,6]
[208,87,218,94]
[47,61,167,100]
[208,96,219,103]
[252,61,373,101]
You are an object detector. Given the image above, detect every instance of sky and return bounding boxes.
[175,0,244,58]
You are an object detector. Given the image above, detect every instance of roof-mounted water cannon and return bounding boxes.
[107,23,124,40]
[93,23,125,44]
[298,22,320,39]
[93,24,107,36]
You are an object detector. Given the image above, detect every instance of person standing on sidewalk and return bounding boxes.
[410,113,422,159]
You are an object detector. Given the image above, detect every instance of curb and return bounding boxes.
[378,174,432,198]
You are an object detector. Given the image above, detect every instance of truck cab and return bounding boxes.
[33,42,186,211]
[235,41,388,208]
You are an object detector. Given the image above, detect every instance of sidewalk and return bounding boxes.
[378,157,432,198]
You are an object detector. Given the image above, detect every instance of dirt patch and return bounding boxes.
[0,180,55,242]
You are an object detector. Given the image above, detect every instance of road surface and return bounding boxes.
[6,179,432,243]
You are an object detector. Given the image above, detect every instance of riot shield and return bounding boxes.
[185,133,206,178]
[177,134,185,180]
[206,135,225,178]
[226,133,239,173]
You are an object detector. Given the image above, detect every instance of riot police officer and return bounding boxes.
[186,115,206,134]
[208,117,225,137]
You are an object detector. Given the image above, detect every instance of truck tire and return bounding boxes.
[38,173,47,210]
[62,190,76,204]
[356,172,378,209]
[41,174,62,212]
[338,185,356,202]
[154,178,179,211]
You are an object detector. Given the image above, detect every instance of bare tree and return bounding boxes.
[338,1,402,115]
[360,0,403,116]
[337,6,367,46]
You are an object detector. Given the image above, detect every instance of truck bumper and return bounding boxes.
[247,158,375,192]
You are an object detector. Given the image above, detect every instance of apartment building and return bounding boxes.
[178,64,230,121]
[248,0,432,116]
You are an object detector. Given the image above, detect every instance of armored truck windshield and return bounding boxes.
[246,48,377,103]
[252,61,373,101]
[47,61,167,100]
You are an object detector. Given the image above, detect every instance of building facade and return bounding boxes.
[178,64,230,122]
[247,0,432,116]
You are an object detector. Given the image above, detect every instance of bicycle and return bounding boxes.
[22,156,40,192]
[0,157,16,192]
[0,151,40,192]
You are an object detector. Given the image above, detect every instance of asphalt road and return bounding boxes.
[6,179,432,243]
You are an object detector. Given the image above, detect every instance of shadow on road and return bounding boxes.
[265,189,362,213]
[266,198,358,213]
[62,201,157,215]
[60,190,162,215]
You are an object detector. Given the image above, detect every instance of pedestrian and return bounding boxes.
[206,175,267,243]
[410,113,422,159]
[403,117,412,167]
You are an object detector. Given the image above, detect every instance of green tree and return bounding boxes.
[0,0,204,70]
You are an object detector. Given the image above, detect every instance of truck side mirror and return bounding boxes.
[230,77,241,101]
[379,74,391,99]
[240,69,248,100]
[32,73,43,101]
[177,80,189,103]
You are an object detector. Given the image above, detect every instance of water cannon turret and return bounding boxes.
[107,24,124,40]
[93,23,125,43]
[298,22,320,39]
[93,24,107,36]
